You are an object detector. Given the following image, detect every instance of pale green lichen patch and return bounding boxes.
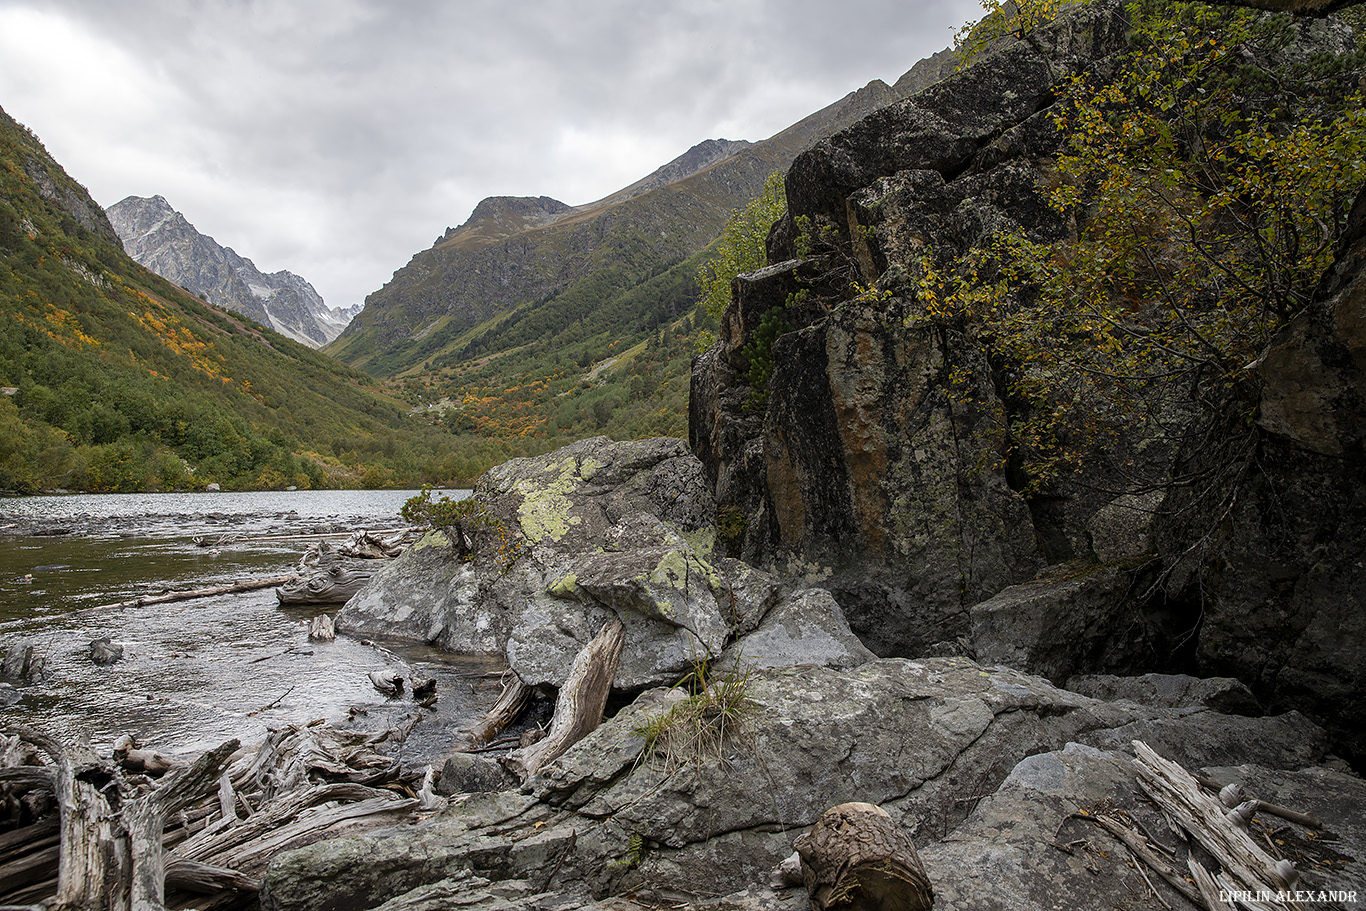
[547,572,579,597]
[413,529,452,550]
[512,457,583,543]
[680,526,717,561]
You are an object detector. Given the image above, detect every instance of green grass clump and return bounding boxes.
[633,657,758,771]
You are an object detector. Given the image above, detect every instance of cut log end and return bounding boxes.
[795,802,934,911]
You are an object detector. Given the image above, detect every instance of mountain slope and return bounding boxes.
[107,194,354,348]
[0,104,448,492]
[327,77,907,377]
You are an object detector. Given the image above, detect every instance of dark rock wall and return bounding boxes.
[694,1,1134,655]
[691,0,1366,760]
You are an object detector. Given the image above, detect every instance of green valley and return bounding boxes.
[0,104,455,493]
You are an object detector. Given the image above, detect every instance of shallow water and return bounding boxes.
[0,490,500,764]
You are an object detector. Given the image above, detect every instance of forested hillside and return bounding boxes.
[0,105,455,493]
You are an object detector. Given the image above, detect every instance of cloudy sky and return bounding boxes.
[0,0,980,310]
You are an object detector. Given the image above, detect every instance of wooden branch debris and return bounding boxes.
[793,802,934,911]
[508,617,625,780]
[1081,740,1332,911]
[0,713,428,911]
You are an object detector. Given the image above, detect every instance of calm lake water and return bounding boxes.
[0,489,500,764]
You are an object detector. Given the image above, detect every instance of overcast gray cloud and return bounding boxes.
[0,0,981,310]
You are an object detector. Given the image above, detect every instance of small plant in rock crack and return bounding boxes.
[633,655,759,772]
[400,486,522,568]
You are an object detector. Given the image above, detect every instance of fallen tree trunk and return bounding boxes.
[507,617,625,779]
[794,802,935,911]
[125,740,239,911]
[88,576,296,612]
[1133,740,1300,900]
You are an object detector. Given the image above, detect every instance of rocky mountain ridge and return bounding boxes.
[327,76,916,376]
[107,194,355,348]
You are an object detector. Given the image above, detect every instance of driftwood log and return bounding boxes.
[507,617,625,779]
[794,802,934,911]
[276,565,373,605]
[461,675,532,748]
[1132,740,1301,902]
[88,576,296,612]
[0,714,429,911]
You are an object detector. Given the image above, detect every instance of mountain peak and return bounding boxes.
[436,195,574,252]
[106,195,354,348]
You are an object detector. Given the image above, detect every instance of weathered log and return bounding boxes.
[113,735,176,777]
[793,802,934,911]
[8,726,124,911]
[276,566,373,605]
[1133,740,1300,902]
[462,675,532,748]
[164,858,258,896]
[124,739,239,911]
[89,576,296,612]
[368,670,403,697]
[508,617,625,779]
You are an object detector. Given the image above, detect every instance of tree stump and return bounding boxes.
[794,802,934,911]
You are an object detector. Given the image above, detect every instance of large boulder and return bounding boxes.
[1154,188,1366,764]
[923,742,1366,910]
[340,437,863,694]
[260,657,1337,911]
[970,564,1155,683]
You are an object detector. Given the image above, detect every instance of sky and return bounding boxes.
[0,0,982,311]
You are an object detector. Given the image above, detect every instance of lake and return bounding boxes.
[0,489,502,764]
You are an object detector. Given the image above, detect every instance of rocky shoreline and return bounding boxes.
[244,435,1363,910]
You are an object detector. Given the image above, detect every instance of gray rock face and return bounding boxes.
[687,0,1366,767]
[1149,187,1366,763]
[260,657,1344,911]
[970,565,1152,684]
[339,437,867,694]
[88,636,123,666]
[435,752,514,796]
[106,195,355,347]
[692,4,1139,658]
[1067,672,1261,716]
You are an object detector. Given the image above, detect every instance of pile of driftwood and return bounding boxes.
[0,714,439,911]
[1083,740,1331,911]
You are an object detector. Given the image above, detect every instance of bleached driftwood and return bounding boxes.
[0,711,426,911]
[307,614,336,642]
[507,617,625,779]
[89,576,296,612]
[1132,740,1300,902]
